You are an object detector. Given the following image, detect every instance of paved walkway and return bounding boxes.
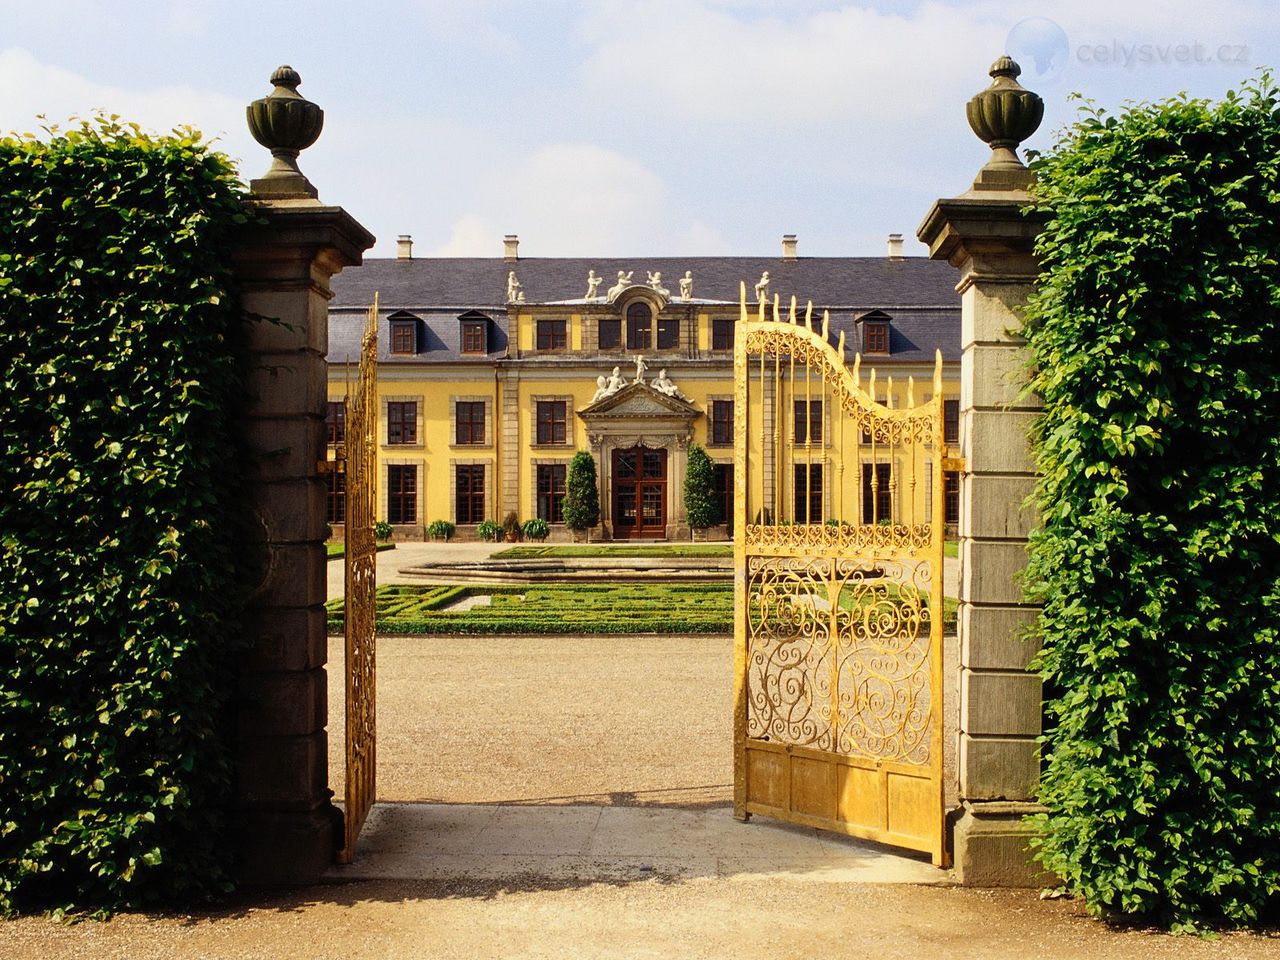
[329,802,946,884]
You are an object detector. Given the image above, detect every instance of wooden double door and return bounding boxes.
[612,446,667,539]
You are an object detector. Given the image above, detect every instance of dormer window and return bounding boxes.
[388,312,419,355]
[458,312,490,354]
[858,310,891,355]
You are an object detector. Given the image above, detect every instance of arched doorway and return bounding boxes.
[612,445,667,539]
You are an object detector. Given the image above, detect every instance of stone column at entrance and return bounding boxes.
[917,57,1047,886]
[230,67,374,883]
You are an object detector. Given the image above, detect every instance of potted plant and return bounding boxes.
[561,450,600,542]
[477,518,501,542]
[501,511,521,542]
[683,443,720,540]
[374,520,393,542]
[521,517,549,541]
[426,519,455,542]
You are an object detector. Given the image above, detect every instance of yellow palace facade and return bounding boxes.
[325,235,961,540]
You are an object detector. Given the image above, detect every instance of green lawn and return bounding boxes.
[326,583,734,635]
[944,539,958,559]
[492,544,732,560]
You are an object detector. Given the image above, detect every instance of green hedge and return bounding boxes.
[0,118,248,914]
[1022,80,1280,928]
[327,584,733,635]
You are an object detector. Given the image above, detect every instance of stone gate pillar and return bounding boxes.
[230,67,374,883]
[917,57,1047,885]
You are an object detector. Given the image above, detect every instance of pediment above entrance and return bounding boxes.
[579,380,700,420]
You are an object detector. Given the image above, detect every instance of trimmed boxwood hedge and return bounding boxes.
[0,118,249,914]
[327,584,733,635]
[1022,79,1280,929]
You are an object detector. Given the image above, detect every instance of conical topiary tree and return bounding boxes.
[561,450,600,536]
[684,442,720,530]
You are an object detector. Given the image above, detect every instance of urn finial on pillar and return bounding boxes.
[965,56,1043,186]
[246,65,324,199]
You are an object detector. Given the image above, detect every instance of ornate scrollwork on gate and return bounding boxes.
[733,285,949,866]
[337,294,378,865]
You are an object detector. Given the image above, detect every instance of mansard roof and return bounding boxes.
[330,256,959,311]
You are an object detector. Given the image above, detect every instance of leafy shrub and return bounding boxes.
[0,118,248,914]
[476,519,501,542]
[325,522,334,540]
[501,511,520,540]
[562,451,600,531]
[374,520,393,541]
[1022,78,1280,929]
[426,519,455,541]
[521,517,549,540]
[683,443,720,529]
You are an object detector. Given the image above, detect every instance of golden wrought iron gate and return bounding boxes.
[733,287,950,866]
[336,295,378,864]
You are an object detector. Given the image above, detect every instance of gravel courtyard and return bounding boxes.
[327,633,732,806]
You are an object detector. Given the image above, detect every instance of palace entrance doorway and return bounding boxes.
[612,445,667,539]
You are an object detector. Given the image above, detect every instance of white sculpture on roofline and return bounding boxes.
[507,271,525,303]
[606,270,633,300]
[679,270,693,300]
[585,270,602,300]
[754,271,770,302]
[651,368,688,401]
[647,271,670,297]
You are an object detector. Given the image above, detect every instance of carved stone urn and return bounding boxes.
[246,65,324,198]
[965,56,1043,169]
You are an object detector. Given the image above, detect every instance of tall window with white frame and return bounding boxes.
[387,464,417,524]
[388,401,417,445]
[537,463,567,523]
[626,302,651,350]
[455,401,485,445]
[456,464,485,524]
[536,400,568,445]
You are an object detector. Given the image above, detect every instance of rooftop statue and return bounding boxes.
[606,365,626,393]
[633,354,648,383]
[506,271,525,303]
[607,270,633,300]
[679,270,693,301]
[755,271,770,302]
[585,269,602,301]
[651,368,688,401]
[647,271,670,297]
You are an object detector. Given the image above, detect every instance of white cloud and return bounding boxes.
[578,2,1002,128]
[428,142,727,256]
[0,47,252,161]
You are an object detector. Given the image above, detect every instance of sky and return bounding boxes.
[1,1,1275,259]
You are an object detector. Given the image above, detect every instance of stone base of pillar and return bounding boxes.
[953,800,1053,887]
[235,805,337,884]
[669,522,691,540]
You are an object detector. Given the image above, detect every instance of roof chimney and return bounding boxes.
[782,234,798,261]
[397,234,413,260]
[504,234,519,261]
[886,233,905,260]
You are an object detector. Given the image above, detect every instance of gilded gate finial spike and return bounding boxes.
[870,366,877,401]
[788,295,797,324]
[908,376,915,408]
[837,330,846,361]
[853,352,861,389]
[821,309,829,342]
[740,281,747,322]
[805,301,813,330]
[887,375,894,409]
[758,289,767,322]
[772,293,781,323]
[933,348,943,399]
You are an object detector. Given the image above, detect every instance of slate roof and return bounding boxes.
[331,256,959,310]
[327,256,960,365]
